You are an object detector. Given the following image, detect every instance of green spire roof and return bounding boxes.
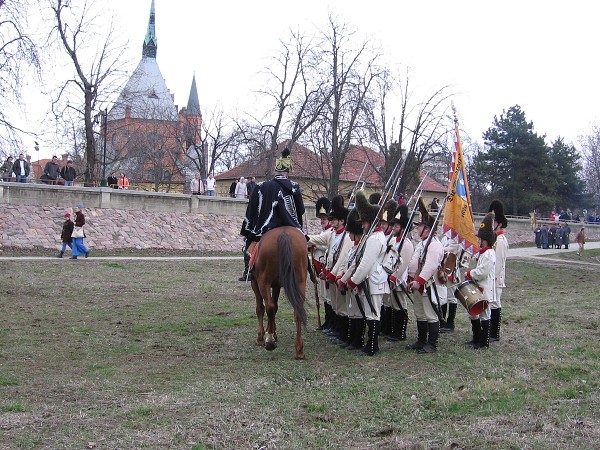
[142,0,157,58]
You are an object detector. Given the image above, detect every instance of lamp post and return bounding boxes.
[100,109,108,187]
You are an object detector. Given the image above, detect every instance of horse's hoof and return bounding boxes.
[295,353,305,360]
[265,342,277,351]
[256,339,264,346]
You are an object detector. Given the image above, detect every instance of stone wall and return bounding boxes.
[1,183,598,251]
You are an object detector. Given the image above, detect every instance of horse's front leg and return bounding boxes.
[264,286,279,351]
[253,279,265,346]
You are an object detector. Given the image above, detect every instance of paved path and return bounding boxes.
[0,242,598,261]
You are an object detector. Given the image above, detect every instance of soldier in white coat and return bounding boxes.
[343,191,390,356]
[407,198,445,354]
[308,197,332,329]
[378,198,399,338]
[465,212,497,349]
[489,200,508,342]
[387,203,414,342]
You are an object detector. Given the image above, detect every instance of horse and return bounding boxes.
[251,226,308,359]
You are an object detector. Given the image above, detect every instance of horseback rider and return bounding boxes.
[241,147,306,256]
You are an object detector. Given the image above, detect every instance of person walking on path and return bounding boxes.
[576,227,586,256]
[70,204,90,259]
[57,212,74,258]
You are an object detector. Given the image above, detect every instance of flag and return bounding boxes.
[442,115,479,255]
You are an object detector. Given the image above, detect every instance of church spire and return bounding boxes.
[186,74,202,116]
[142,0,157,58]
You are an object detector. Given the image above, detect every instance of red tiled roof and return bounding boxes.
[216,143,385,185]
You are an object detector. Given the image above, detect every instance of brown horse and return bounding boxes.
[251,226,308,359]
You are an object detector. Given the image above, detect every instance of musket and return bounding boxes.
[310,247,322,328]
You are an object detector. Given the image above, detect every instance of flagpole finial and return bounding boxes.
[451,102,458,127]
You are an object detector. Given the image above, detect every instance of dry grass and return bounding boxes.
[0,253,599,449]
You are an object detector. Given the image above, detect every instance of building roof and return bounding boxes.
[186,74,202,116]
[108,0,177,122]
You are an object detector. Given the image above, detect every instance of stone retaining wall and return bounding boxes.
[1,182,598,251]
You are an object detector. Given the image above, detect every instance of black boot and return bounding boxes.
[348,318,365,349]
[479,319,491,348]
[399,309,408,341]
[57,251,64,258]
[441,303,457,333]
[386,309,401,342]
[361,320,378,356]
[406,320,428,350]
[490,308,501,342]
[380,306,390,337]
[467,319,481,347]
[332,316,350,345]
[418,322,439,354]
[343,318,356,347]
[321,303,333,332]
[439,304,448,329]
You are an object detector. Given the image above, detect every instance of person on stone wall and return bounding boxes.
[107,172,118,189]
[12,153,30,183]
[60,160,77,187]
[118,172,129,190]
[235,177,248,199]
[205,173,217,196]
[191,172,204,195]
[57,212,74,258]
[42,156,60,185]
[1,156,15,181]
[229,178,238,198]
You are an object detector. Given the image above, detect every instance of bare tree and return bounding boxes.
[580,126,600,210]
[360,66,454,196]
[0,0,40,154]
[49,0,127,185]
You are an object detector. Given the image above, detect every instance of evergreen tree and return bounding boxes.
[474,105,556,215]
[549,137,587,211]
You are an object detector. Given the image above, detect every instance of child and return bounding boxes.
[57,212,74,258]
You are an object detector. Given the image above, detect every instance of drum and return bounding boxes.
[454,280,488,316]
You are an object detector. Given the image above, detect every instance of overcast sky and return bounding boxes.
[19,0,600,159]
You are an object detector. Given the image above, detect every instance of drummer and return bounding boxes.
[464,211,497,349]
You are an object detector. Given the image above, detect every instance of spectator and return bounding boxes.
[12,153,30,183]
[60,160,77,186]
[191,172,204,195]
[534,224,542,248]
[205,173,216,196]
[1,156,14,181]
[246,176,257,197]
[42,156,60,184]
[429,197,439,212]
[57,212,74,258]
[70,204,90,259]
[107,172,118,189]
[118,172,129,189]
[229,178,238,198]
[541,224,549,249]
[235,177,248,199]
[562,222,571,249]
[575,227,586,256]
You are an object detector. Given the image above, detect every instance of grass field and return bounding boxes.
[1,251,599,449]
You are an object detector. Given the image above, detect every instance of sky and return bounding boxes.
[16,0,600,160]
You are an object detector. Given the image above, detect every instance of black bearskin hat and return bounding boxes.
[368,192,382,205]
[346,208,363,235]
[329,195,349,221]
[477,212,497,246]
[418,198,436,229]
[275,147,292,172]
[315,197,331,218]
[380,198,399,223]
[488,199,508,229]
[355,190,380,224]
[392,204,410,229]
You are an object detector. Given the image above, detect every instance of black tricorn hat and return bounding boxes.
[380,198,399,223]
[315,197,331,218]
[346,208,363,235]
[392,204,410,229]
[477,211,497,246]
[355,190,380,224]
[329,195,349,221]
[488,199,508,228]
[418,198,436,229]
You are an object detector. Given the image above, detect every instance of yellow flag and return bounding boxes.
[442,120,479,255]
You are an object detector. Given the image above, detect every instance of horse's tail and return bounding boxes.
[278,231,307,326]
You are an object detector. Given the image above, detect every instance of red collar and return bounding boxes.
[496,230,505,236]
[396,236,402,243]
[335,227,345,235]
[372,226,383,233]
[324,224,332,231]
[479,246,493,254]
